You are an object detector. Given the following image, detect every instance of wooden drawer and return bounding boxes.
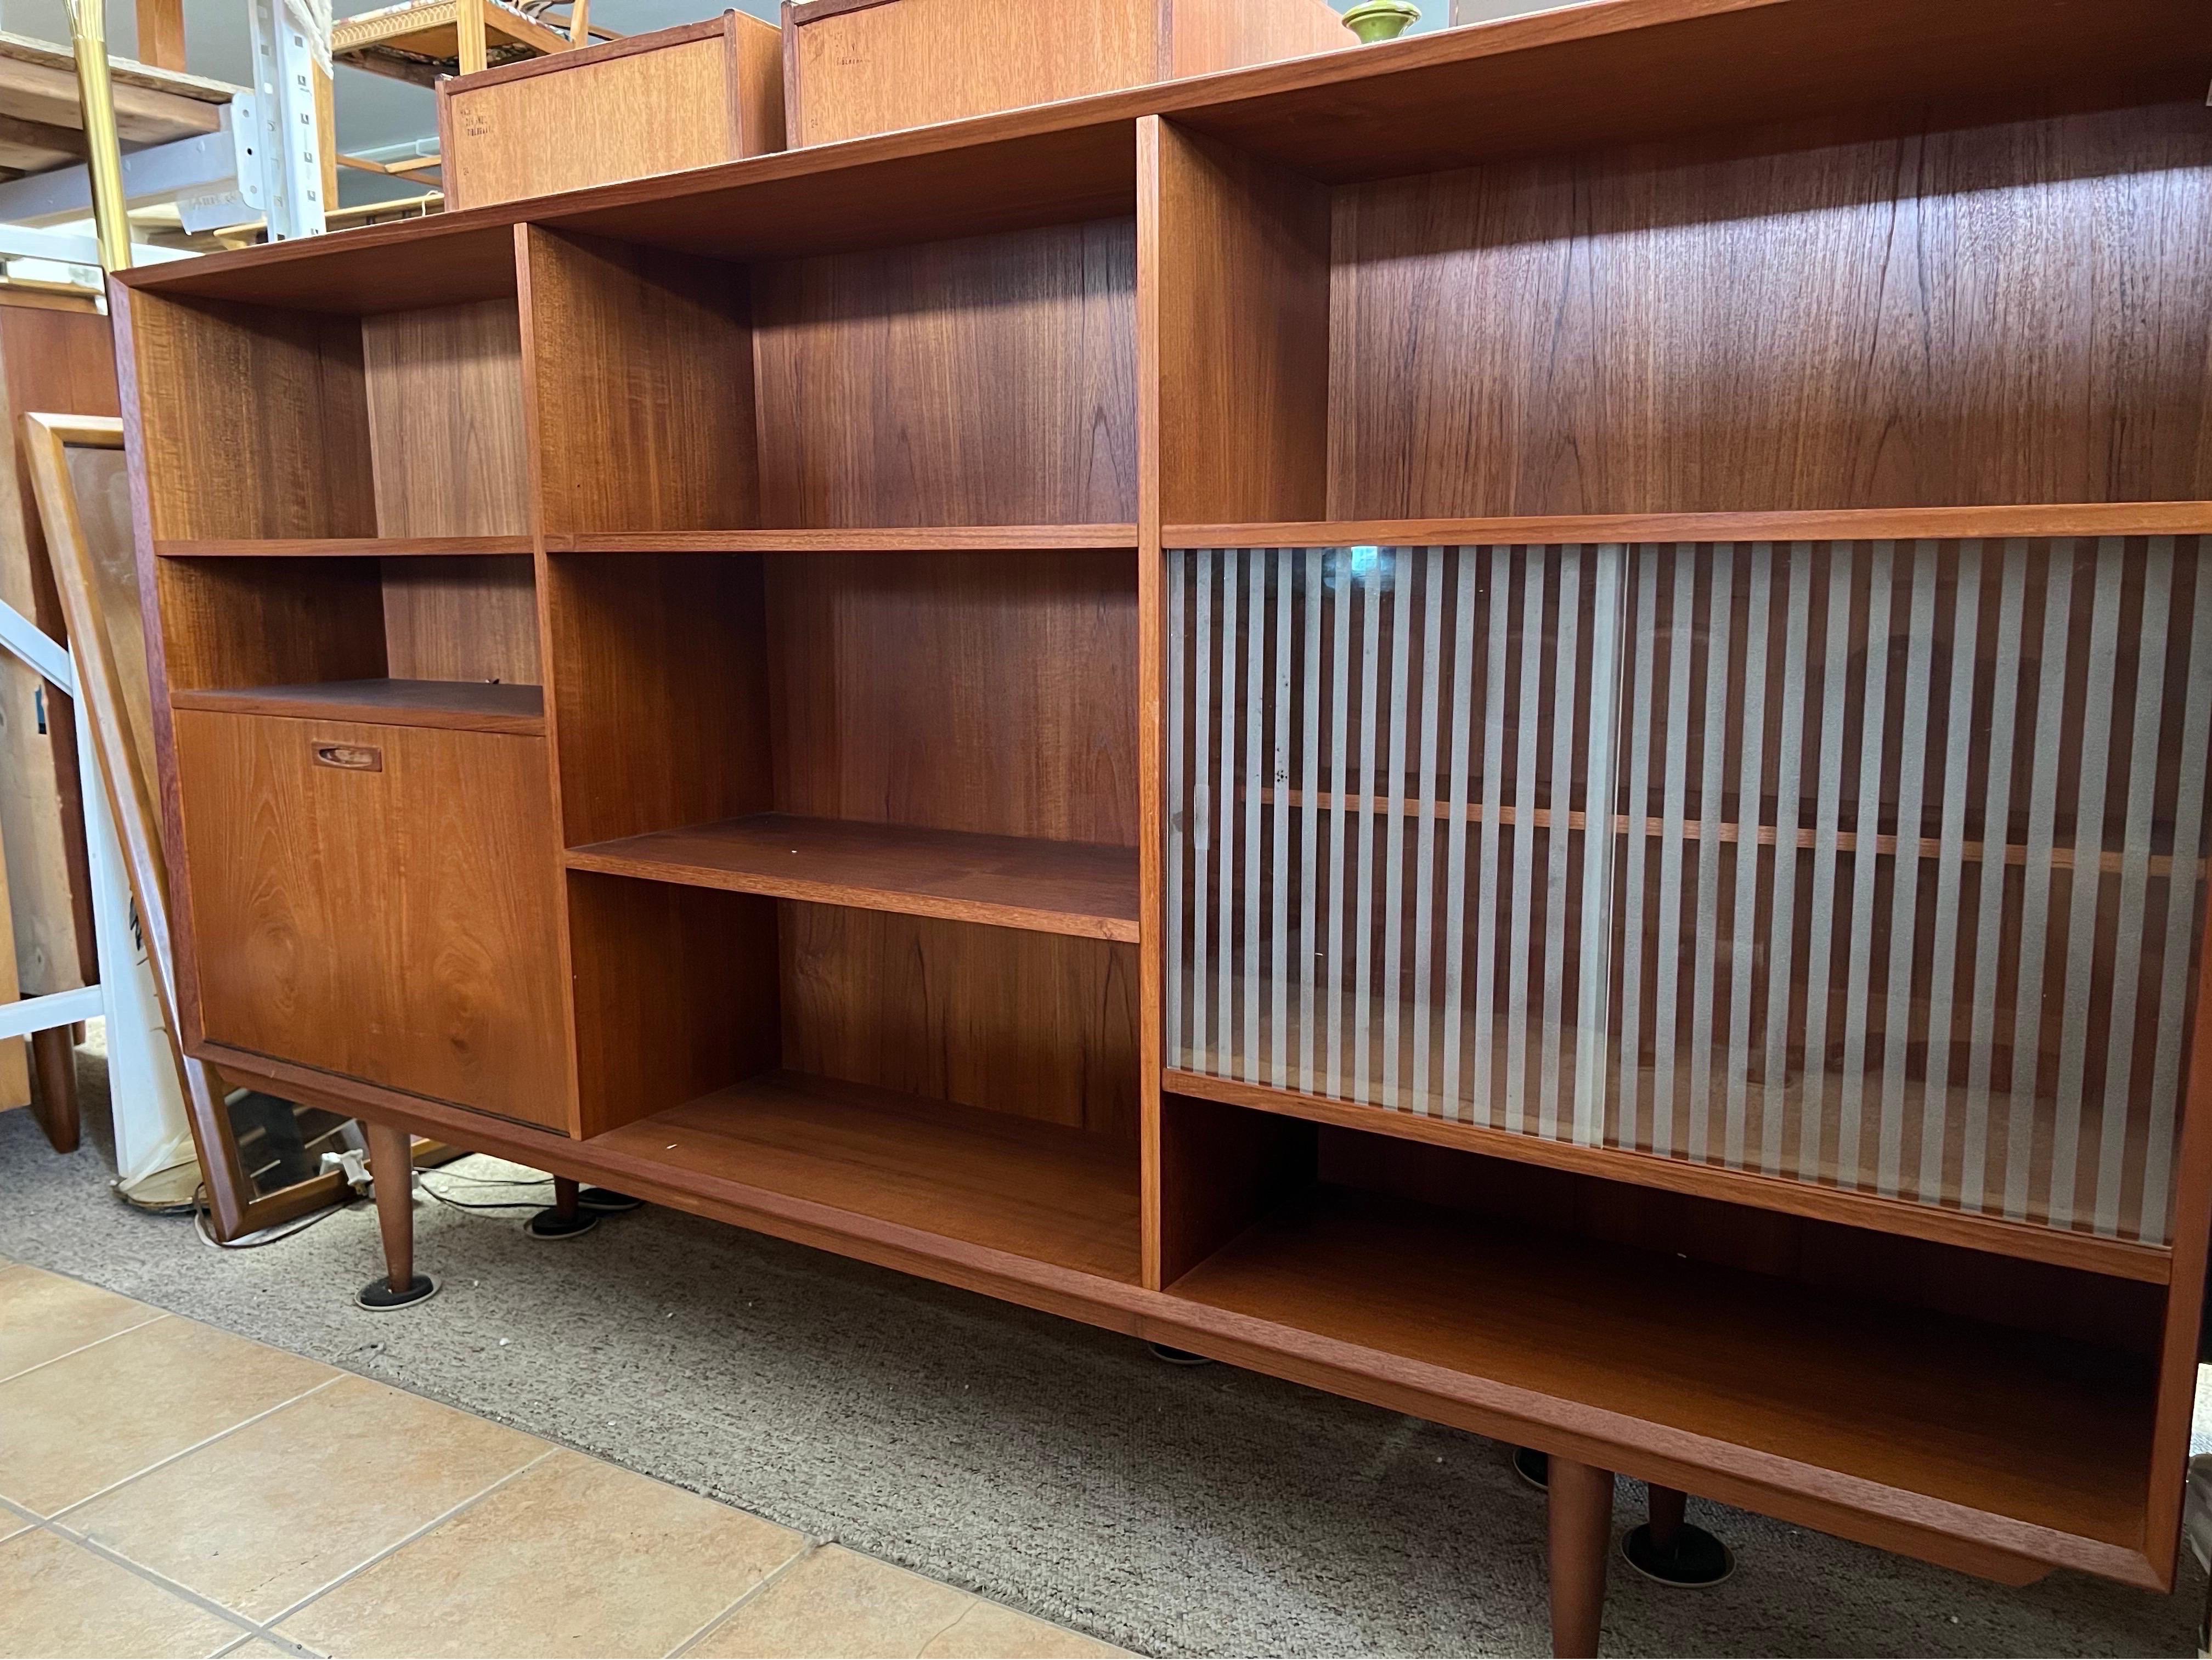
[781,0,1351,148]
[173,709,568,1131]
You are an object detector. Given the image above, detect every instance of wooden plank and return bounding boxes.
[566,812,1140,941]
[560,524,1137,552]
[360,297,529,539]
[1172,504,2212,548]
[185,1038,2164,1591]
[173,708,567,1128]
[168,679,545,735]
[156,536,533,557]
[593,1068,1141,1281]
[1173,1185,2155,1549]
[1165,1069,2176,1285]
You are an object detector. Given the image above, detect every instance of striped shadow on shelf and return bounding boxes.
[1164,537,2212,1248]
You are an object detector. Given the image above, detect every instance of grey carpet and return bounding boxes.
[0,1047,2201,1658]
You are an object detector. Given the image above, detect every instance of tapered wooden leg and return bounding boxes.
[1548,1456,1613,1659]
[1622,1481,1734,1588]
[526,1170,599,1239]
[1647,1483,1686,1549]
[27,1027,78,1153]
[356,1122,436,1310]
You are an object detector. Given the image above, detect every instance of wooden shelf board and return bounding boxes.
[1154,0,2205,186]
[110,0,2200,307]
[566,814,1139,942]
[1173,1184,2155,1548]
[156,535,533,558]
[592,1069,1141,1283]
[170,679,546,735]
[554,526,1139,554]
[1170,502,2212,550]
[1165,1070,2173,1284]
[1257,790,2200,879]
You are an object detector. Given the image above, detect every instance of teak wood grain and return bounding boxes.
[766,550,1138,846]
[1168,504,2212,549]
[192,1037,2159,1593]
[780,907,1141,1140]
[167,679,546,736]
[592,1067,1141,1282]
[783,0,1348,149]
[173,710,566,1130]
[520,226,757,535]
[566,813,1141,942]
[1172,1187,2154,1552]
[555,524,1138,552]
[1324,101,2212,519]
[112,0,2212,1634]
[752,221,1138,528]
[438,14,785,213]
[360,298,529,539]
[1166,1069,2173,1284]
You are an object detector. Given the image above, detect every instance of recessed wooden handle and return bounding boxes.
[313,741,383,772]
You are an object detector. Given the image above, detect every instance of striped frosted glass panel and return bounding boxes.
[1165,539,2212,1246]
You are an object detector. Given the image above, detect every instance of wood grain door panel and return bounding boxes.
[174,709,568,1130]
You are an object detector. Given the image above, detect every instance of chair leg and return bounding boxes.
[27,1027,77,1153]
[356,1121,436,1309]
[1548,1456,1613,1658]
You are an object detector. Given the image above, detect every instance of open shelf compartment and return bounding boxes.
[151,554,543,736]
[568,813,1137,942]
[1158,1090,2162,1567]
[592,1068,1140,1281]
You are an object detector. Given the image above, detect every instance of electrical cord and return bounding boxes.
[416,1171,555,1214]
[190,1182,354,1250]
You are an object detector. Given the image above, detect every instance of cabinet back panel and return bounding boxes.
[752,220,1138,527]
[768,550,1137,844]
[128,293,376,541]
[380,556,541,684]
[1316,1126,2164,1357]
[155,557,388,691]
[1327,101,2212,519]
[779,905,1139,1139]
[362,298,529,538]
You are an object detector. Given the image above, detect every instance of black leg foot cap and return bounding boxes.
[577,1188,642,1213]
[356,1273,438,1311]
[1621,1522,1735,1588]
[525,1205,600,1240]
[1512,1446,1549,1492]
[1146,1342,1213,1366]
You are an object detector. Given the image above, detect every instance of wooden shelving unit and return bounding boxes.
[568,815,1139,942]
[1172,1187,2155,1559]
[112,0,2212,1650]
[168,680,545,735]
[591,1070,1142,1282]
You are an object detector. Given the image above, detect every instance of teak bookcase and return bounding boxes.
[112,1,2212,1650]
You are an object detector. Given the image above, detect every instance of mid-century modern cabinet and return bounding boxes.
[114,1,2212,1650]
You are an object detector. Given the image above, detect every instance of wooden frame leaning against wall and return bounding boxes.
[106,0,2212,1651]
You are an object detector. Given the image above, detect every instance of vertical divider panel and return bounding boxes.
[1142,116,1331,1286]
[517,221,778,1139]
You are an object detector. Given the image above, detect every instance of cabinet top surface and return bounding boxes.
[113,0,2204,311]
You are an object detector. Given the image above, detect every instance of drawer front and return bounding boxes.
[174,709,569,1130]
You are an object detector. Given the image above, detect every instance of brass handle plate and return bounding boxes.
[313,742,383,772]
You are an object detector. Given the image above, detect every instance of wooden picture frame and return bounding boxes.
[21,412,346,1239]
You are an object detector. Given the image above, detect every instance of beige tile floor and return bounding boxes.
[0,1255,1131,1659]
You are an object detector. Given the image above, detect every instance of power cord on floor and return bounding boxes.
[190,1183,354,1250]
[416,1171,555,1214]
